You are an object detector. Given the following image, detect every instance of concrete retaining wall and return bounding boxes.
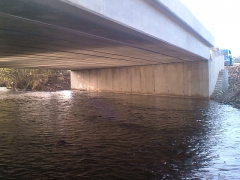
[71,61,210,98]
[208,50,224,96]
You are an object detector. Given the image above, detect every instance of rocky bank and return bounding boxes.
[211,65,240,109]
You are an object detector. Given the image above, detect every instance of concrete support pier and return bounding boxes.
[71,53,224,98]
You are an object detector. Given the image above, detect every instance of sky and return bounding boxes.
[180,0,240,57]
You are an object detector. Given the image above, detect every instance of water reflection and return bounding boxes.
[0,90,240,179]
[198,104,240,179]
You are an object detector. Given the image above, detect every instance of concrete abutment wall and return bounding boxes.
[71,61,212,98]
[208,50,225,96]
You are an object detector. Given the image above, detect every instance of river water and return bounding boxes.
[0,88,240,179]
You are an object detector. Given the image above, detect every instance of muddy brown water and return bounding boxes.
[0,88,240,179]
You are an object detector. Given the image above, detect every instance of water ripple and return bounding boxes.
[0,91,240,179]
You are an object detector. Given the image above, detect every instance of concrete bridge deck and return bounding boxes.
[0,0,224,98]
[0,0,213,70]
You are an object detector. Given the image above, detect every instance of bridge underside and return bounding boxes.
[0,0,206,70]
[0,0,224,98]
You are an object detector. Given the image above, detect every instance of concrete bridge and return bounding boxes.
[0,0,224,98]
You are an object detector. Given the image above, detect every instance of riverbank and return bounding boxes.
[35,72,70,91]
[0,71,70,92]
[2,66,240,109]
[211,64,240,109]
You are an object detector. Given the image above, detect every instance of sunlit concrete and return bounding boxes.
[71,62,207,98]
[67,0,213,58]
[209,50,225,96]
[0,0,224,97]
[71,50,224,98]
[0,0,213,70]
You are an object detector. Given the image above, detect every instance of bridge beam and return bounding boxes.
[0,0,214,69]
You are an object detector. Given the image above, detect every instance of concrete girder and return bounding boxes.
[0,0,213,70]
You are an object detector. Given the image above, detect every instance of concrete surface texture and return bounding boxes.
[152,0,214,45]
[0,0,223,98]
[208,50,225,95]
[71,50,224,98]
[71,61,211,98]
[210,69,228,97]
[64,0,213,59]
[0,0,212,69]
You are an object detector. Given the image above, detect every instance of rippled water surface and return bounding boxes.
[0,88,240,179]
